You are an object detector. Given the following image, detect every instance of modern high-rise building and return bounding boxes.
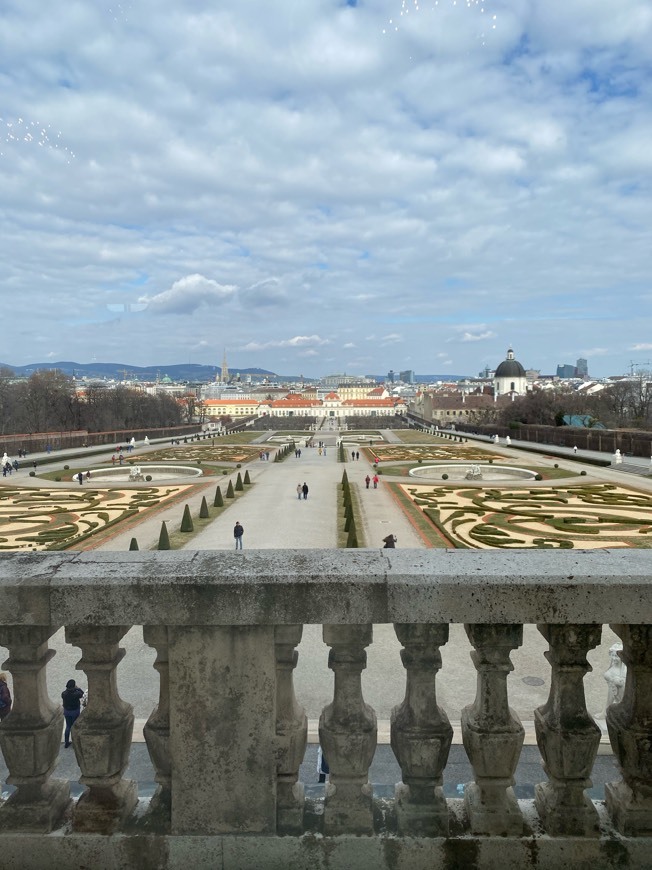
[556,364,577,378]
[399,370,415,384]
[576,357,588,377]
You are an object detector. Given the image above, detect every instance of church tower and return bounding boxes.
[220,349,229,384]
[494,347,527,398]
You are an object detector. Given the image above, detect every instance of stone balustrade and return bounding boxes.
[0,549,650,869]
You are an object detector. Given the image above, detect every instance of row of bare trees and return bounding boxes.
[465,376,652,430]
[0,369,183,435]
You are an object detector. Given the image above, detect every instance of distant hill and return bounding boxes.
[368,374,466,383]
[0,361,468,383]
[0,361,280,382]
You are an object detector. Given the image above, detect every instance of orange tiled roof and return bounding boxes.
[204,399,259,406]
[342,398,403,407]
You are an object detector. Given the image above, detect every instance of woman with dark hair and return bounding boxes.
[61,679,85,748]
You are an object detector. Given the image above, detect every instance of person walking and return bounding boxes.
[77,472,84,485]
[573,445,578,454]
[365,475,371,489]
[61,679,85,747]
[373,474,379,489]
[234,521,244,550]
[297,483,302,500]
[302,482,309,500]
[0,672,12,721]
[383,534,397,549]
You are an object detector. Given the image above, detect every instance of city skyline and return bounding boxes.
[1,1,651,378]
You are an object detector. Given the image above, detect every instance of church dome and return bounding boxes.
[495,348,525,378]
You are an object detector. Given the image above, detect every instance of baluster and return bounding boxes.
[275,624,307,834]
[391,623,452,836]
[0,626,70,831]
[65,625,137,833]
[319,624,377,835]
[142,626,170,821]
[535,623,602,835]
[606,624,652,835]
[462,623,524,835]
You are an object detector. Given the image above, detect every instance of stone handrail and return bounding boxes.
[0,550,650,869]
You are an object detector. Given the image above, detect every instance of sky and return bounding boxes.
[1,0,651,379]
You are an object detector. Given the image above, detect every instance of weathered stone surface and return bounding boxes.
[606,623,652,835]
[391,623,452,836]
[143,625,171,821]
[462,623,524,835]
[0,818,650,869]
[65,625,137,833]
[275,624,307,835]
[0,625,69,831]
[535,623,602,836]
[320,624,377,835]
[0,549,649,627]
[168,625,277,835]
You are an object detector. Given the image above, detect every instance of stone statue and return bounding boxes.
[604,643,626,707]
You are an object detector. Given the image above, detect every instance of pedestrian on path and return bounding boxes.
[383,534,397,549]
[302,482,309,500]
[0,672,12,721]
[61,679,85,747]
[234,521,244,550]
[573,445,578,454]
[297,483,302,500]
[373,474,379,489]
[77,472,84,485]
[356,451,360,460]
[365,475,371,489]
[351,450,355,460]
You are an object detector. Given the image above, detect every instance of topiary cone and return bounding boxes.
[129,537,139,551]
[243,470,251,485]
[214,486,224,507]
[158,522,170,550]
[226,480,235,498]
[180,504,194,532]
[199,496,209,519]
[235,472,244,491]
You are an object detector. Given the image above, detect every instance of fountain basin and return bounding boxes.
[408,464,537,482]
[87,465,203,482]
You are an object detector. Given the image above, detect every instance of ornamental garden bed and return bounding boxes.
[396,482,652,550]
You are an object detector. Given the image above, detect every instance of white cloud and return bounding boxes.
[139,275,236,315]
[457,331,497,343]
[0,0,650,376]
[240,335,330,351]
[630,343,652,351]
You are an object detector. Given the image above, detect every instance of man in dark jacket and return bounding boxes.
[234,521,244,550]
[302,482,309,500]
[61,679,85,747]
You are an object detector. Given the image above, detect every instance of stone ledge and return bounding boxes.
[0,550,651,626]
[0,800,647,870]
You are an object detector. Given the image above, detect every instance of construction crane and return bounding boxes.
[629,360,651,376]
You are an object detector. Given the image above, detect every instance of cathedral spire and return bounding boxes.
[221,349,229,384]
